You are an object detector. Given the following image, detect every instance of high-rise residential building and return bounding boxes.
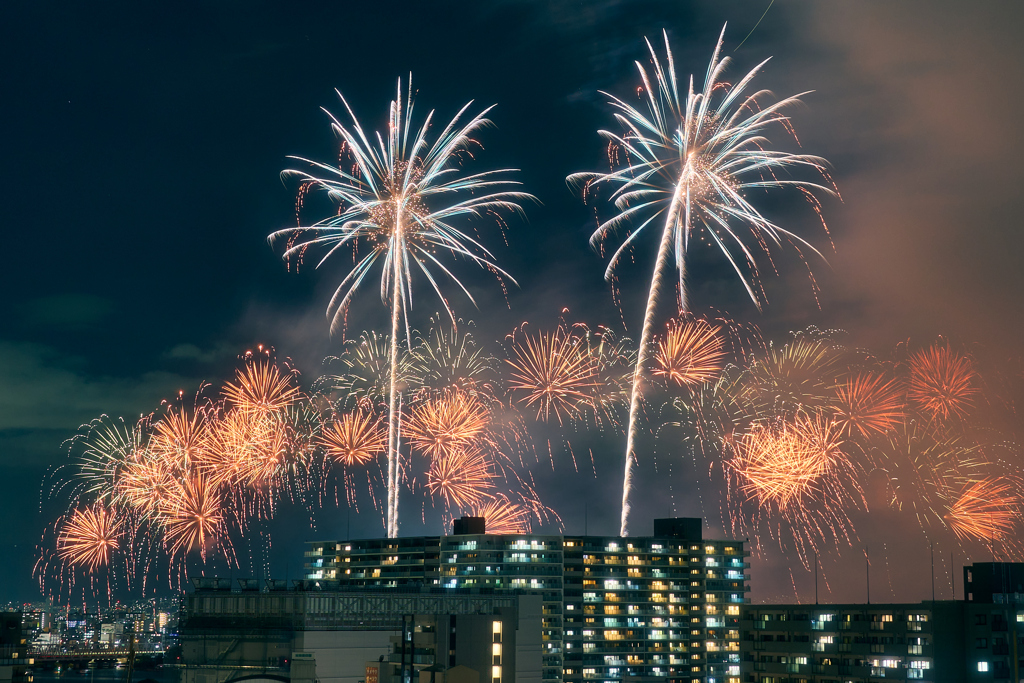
[304,517,750,683]
[963,563,1023,681]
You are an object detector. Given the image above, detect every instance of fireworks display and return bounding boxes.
[33,27,1024,610]
[570,26,837,535]
[944,478,1018,543]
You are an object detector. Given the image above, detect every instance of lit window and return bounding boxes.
[978,662,990,672]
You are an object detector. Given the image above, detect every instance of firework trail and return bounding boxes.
[270,79,533,537]
[569,26,836,534]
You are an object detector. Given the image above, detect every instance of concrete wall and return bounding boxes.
[513,595,542,683]
[295,630,396,683]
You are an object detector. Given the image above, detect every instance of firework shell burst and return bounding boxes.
[56,504,122,571]
[653,317,727,388]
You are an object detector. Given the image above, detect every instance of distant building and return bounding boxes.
[305,517,749,683]
[739,602,950,681]
[0,612,27,683]
[738,562,1024,682]
[178,580,541,683]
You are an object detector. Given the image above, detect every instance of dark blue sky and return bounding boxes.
[3,1,1024,603]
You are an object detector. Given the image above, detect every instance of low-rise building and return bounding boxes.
[178,580,541,683]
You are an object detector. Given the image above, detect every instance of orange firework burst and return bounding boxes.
[653,318,726,387]
[406,390,491,459]
[148,407,211,471]
[161,475,223,557]
[319,410,385,466]
[57,505,121,570]
[944,478,1018,543]
[206,410,288,487]
[116,455,176,515]
[506,325,597,424]
[907,343,979,423]
[223,360,301,415]
[467,495,533,534]
[426,446,495,508]
[731,415,845,508]
[832,373,904,440]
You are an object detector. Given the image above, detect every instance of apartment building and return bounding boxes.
[304,517,750,683]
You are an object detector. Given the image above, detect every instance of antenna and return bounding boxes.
[814,552,819,605]
[951,551,955,599]
[931,543,935,603]
[865,546,871,604]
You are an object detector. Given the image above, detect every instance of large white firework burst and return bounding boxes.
[569,26,837,535]
[270,77,532,537]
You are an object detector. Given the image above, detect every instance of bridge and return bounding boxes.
[29,646,166,663]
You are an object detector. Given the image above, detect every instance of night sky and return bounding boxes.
[4,1,1024,604]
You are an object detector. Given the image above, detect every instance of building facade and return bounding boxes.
[180,582,541,683]
[739,602,951,682]
[304,518,750,683]
[736,562,1024,683]
[963,563,1023,682]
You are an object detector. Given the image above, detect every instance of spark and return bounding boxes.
[466,495,534,534]
[223,360,301,416]
[161,475,223,559]
[730,415,845,508]
[832,373,905,440]
[427,445,495,509]
[406,390,491,460]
